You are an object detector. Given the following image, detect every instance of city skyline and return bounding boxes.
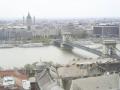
[0,0,120,19]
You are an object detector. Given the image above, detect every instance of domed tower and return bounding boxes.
[26,12,32,30]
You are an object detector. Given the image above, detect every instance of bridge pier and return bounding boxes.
[60,32,73,50]
[102,40,116,58]
[62,32,72,43]
[53,32,73,50]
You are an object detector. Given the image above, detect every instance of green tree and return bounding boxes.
[24,61,39,77]
[24,64,34,77]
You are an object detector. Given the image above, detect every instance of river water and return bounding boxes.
[0,45,98,69]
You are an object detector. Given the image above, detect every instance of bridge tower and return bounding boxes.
[62,32,72,43]
[102,40,116,57]
[61,32,73,49]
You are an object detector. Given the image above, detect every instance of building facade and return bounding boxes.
[93,24,119,38]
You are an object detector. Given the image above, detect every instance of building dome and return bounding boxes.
[27,13,32,19]
[26,12,32,30]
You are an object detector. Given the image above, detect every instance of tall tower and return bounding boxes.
[33,16,36,25]
[26,12,32,30]
[23,16,25,25]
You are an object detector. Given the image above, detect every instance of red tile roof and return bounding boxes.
[0,70,28,80]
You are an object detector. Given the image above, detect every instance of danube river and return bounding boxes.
[0,45,98,69]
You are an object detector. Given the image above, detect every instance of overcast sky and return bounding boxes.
[0,0,120,19]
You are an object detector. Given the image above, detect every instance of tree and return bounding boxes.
[24,61,39,77]
[78,30,88,38]
[24,64,34,77]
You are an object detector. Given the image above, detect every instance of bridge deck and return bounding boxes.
[66,42,103,56]
[54,40,120,60]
